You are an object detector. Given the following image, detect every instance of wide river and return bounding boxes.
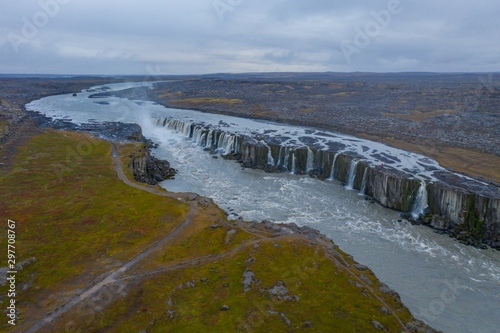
[27,81,500,333]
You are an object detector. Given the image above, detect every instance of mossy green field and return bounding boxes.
[0,130,431,332]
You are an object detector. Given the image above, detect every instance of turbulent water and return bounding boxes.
[27,82,500,333]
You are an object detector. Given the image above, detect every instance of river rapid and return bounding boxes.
[26,81,500,333]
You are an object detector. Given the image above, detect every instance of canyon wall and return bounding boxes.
[154,118,500,244]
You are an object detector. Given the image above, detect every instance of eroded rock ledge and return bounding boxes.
[153,118,500,249]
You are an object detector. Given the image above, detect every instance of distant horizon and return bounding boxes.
[1,71,499,78]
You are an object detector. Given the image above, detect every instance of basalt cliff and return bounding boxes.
[154,118,500,248]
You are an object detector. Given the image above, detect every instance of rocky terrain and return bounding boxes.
[121,73,500,182]
[0,119,439,332]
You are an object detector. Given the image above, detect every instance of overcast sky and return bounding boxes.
[1,0,499,75]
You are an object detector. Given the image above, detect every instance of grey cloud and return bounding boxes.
[0,0,498,75]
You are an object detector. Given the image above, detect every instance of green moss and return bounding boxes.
[0,130,430,333]
[0,130,190,322]
[464,195,485,239]
[56,239,414,333]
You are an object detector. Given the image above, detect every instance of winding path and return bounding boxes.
[25,145,196,333]
[25,144,410,333]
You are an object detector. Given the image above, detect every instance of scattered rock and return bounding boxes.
[242,270,256,292]
[220,305,230,311]
[187,194,198,201]
[359,273,373,285]
[371,320,384,330]
[225,229,237,243]
[268,281,289,296]
[281,313,292,326]
[431,215,450,231]
[379,283,401,302]
[198,198,211,207]
[353,263,369,271]
[380,306,390,315]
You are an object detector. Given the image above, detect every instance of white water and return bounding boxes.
[345,160,359,190]
[26,81,500,333]
[267,144,275,166]
[413,181,429,218]
[360,167,368,195]
[306,148,314,172]
[328,153,339,180]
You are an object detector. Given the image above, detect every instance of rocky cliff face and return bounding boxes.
[153,118,500,247]
[128,143,175,185]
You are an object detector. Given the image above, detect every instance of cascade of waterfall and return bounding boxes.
[205,130,213,148]
[412,181,429,218]
[200,133,207,147]
[154,118,242,155]
[328,153,338,180]
[217,133,226,152]
[217,133,235,154]
[158,118,193,137]
[345,160,359,189]
[306,148,314,172]
[277,146,283,167]
[193,128,203,145]
[267,145,275,165]
[212,132,216,147]
[291,151,297,174]
[233,137,240,154]
[226,136,234,154]
[359,167,368,195]
[283,148,290,171]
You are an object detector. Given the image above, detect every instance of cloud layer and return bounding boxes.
[1,0,499,75]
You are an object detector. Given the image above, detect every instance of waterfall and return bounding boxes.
[277,146,283,167]
[234,137,240,154]
[359,167,368,195]
[306,148,314,172]
[154,117,241,155]
[328,153,338,180]
[156,118,193,137]
[193,128,204,146]
[412,181,429,218]
[345,160,359,189]
[214,132,219,147]
[291,151,297,174]
[225,136,234,154]
[218,133,236,154]
[205,130,213,148]
[283,148,290,171]
[267,145,275,166]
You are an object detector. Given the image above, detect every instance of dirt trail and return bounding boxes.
[24,145,196,333]
[24,144,410,333]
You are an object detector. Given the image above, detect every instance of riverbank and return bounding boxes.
[0,125,438,332]
[5,77,500,332]
[139,73,500,183]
